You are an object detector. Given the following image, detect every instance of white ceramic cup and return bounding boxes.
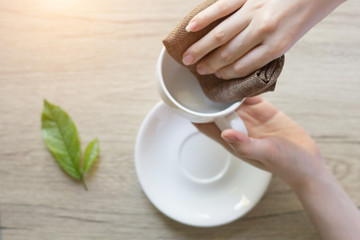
[157,47,247,133]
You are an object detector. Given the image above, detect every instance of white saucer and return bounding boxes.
[135,102,272,227]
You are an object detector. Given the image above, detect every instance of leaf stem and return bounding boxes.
[80,175,88,191]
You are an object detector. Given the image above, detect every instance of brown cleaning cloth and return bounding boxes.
[163,0,285,103]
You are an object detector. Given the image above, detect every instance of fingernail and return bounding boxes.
[197,64,207,75]
[222,134,238,144]
[186,22,196,32]
[182,54,194,65]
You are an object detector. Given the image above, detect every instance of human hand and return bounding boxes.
[195,98,360,238]
[183,0,345,79]
[193,97,324,189]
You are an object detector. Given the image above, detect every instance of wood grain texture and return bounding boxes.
[0,0,359,239]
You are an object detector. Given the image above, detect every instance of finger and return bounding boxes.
[221,129,268,170]
[193,122,235,154]
[183,7,251,66]
[194,123,266,170]
[196,24,262,74]
[186,0,246,32]
[243,96,263,105]
[193,122,221,141]
[221,129,272,162]
[215,44,274,79]
[236,97,263,115]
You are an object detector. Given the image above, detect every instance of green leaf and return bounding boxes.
[82,138,99,174]
[41,100,81,180]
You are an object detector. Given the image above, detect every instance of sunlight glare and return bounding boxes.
[38,0,84,12]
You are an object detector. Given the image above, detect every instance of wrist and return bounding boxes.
[333,0,347,4]
[290,159,360,240]
[318,0,347,10]
[314,0,347,6]
[292,163,336,198]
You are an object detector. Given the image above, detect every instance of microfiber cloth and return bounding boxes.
[163,0,285,103]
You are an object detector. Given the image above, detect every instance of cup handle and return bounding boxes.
[214,111,248,135]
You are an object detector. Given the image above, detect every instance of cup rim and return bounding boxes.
[157,47,242,117]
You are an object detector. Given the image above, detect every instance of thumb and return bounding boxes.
[221,129,270,162]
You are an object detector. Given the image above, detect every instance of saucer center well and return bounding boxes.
[179,132,231,184]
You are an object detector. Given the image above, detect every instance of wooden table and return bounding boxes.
[0,0,359,239]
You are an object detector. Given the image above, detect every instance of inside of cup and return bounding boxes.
[161,51,234,114]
